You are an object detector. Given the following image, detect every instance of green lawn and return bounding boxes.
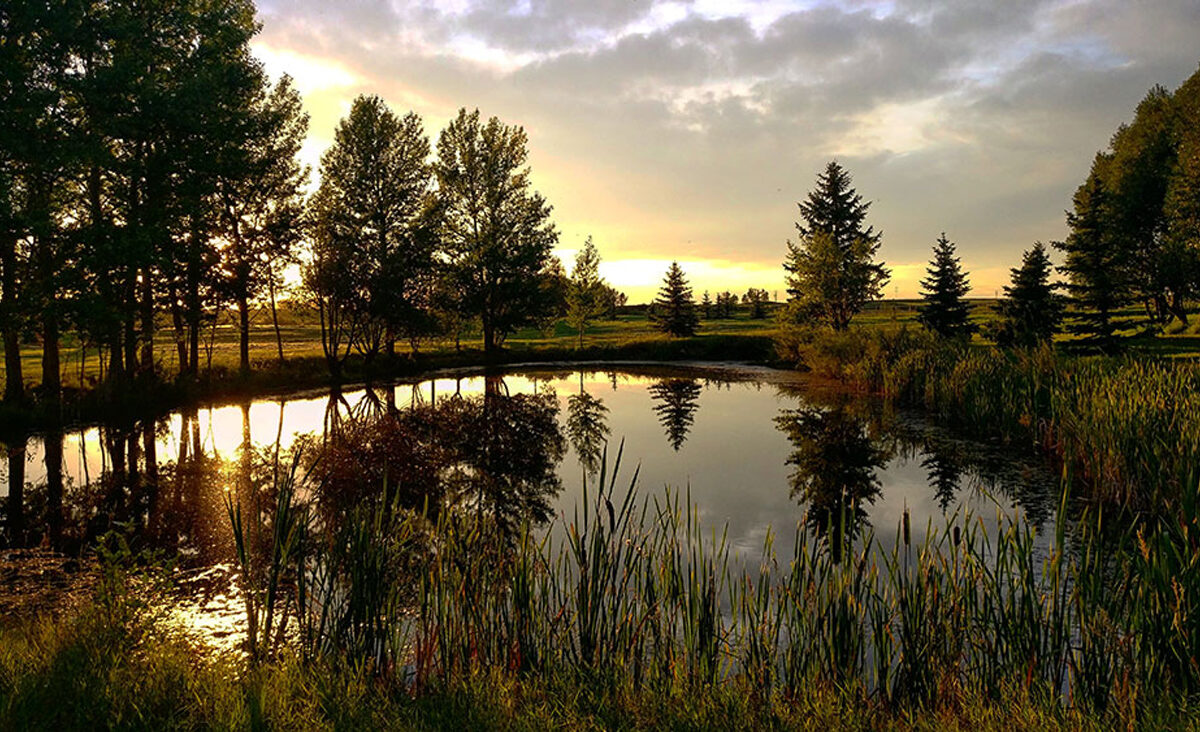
[3,299,1199,395]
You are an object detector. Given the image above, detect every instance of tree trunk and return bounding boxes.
[0,230,23,405]
[268,276,284,365]
[140,266,155,379]
[44,431,64,549]
[41,311,61,407]
[238,292,250,375]
[170,284,189,375]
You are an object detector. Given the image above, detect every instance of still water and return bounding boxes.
[2,363,1058,571]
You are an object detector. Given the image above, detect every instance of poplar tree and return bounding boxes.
[435,108,559,353]
[917,233,975,340]
[566,236,605,347]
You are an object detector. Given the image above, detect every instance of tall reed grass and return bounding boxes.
[224,443,1200,723]
[776,325,1200,508]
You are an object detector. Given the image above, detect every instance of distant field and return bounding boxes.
[3,298,1199,392]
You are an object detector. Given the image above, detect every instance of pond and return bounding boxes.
[0,364,1059,637]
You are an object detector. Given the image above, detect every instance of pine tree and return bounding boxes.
[917,233,976,339]
[784,161,889,330]
[995,242,1064,348]
[1055,155,1133,351]
[701,291,712,319]
[650,262,699,337]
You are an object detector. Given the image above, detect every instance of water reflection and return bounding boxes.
[0,367,1059,579]
[649,378,702,451]
[566,374,610,479]
[775,405,887,562]
[305,375,565,544]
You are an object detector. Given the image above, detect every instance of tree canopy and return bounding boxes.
[917,233,975,340]
[784,162,889,330]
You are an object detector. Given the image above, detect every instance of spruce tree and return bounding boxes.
[995,242,1064,348]
[784,161,889,329]
[917,233,976,340]
[1055,155,1132,351]
[650,262,699,337]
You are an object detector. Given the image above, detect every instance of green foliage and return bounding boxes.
[917,233,976,340]
[306,95,435,367]
[566,236,607,347]
[784,162,889,330]
[650,262,699,337]
[743,288,769,319]
[1056,157,1132,351]
[435,108,559,353]
[994,242,1064,348]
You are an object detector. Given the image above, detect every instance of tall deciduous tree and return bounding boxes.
[566,235,606,347]
[995,242,1064,348]
[217,74,309,374]
[917,233,975,340]
[435,108,559,353]
[308,96,435,367]
[784,161,889,330]
[650,261,699,337]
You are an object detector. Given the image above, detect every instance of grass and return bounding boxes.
[4,446,1199,729]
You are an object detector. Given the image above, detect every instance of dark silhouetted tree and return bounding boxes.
[435,109,559,353]
[917,233,975,340]
[994,242,1064,348]
[775,405,885,563]
[784,161,889,330]
[1056,155,1132,351]
[649,378,702,451]
[650,262,699,337]
[743,287,769,318]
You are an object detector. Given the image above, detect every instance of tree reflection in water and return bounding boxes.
[775,405,887,563]
[566,373,610,480]
[649,378,702,451]
[308,375,565,545]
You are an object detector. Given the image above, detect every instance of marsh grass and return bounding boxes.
[778,326,1200,509]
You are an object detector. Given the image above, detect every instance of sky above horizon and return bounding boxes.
[251,0,1200,303]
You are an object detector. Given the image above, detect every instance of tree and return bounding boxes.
[566,236,606,347]
[994,242,1064,348]
[308,96,435,366]
[1056,155,1133,351]
[649,378,702,451]
[650,262,698,337]
[435,108,559,353]
[784,161,889,330]
[217,75,309,373]
[917,233,975,340]
[743,288,769,319]
[701,291,712,319]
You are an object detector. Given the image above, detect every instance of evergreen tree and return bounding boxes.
[995,242,1064,348]
[649,378,702,451]
[566,236,606,347]
[701,290,712,319]
[435,108,559,353]
[917,233,976,340]
[1056,155,1133,351]
[784,162,889,330]
[650,261,699,337]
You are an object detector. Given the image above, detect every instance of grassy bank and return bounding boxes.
[776,325,1200,509]
[4,455,1199,729]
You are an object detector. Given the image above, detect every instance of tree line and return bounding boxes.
[779,63,1200,351]
[0,1,635,409]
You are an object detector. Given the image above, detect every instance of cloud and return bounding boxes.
[251,0,1200,300]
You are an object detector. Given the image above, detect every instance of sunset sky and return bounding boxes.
[251,0,1200,303]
